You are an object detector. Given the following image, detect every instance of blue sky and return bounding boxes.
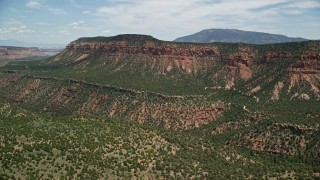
[0,0,319,45]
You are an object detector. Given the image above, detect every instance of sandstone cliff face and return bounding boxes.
[0,46,46,60]
[287,52,320,98]
[49,36,320,100]
[232,123,316,156]
[0,73,227,130]
[292,52,320,72]
[65,41,219,57]
[226,46,257,80]
[262,51,292,64]
[56,41,221,75]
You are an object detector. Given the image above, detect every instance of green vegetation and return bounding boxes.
[2,39,318,96]
[1,57,217,95]
[0,61,9,67]
[0,104,318,179]
[0,37,319,178]
[75,34,161,45]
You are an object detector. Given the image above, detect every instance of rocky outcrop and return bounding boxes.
[53,37,222,75]
[287,52,320,98]
[126,102,226,130]
[36,35,320,100]
[0,46,46,60]
[65,41,219,57]
[271,81,284,100]
[0,73,226,130]
[291,52,320,71]
[227,47,256,80]
[262,51,291,63]
[232,123,317,155]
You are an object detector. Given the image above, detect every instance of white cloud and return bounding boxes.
[102,30,110,34]
[97,0,281,28]
[284,9,303,15]
[26,0,46,9]
[48,8,67,15]
[6,0,318,42]
[69,22,79,26]
[68,21,91,31]
[26,0,67,15]
[69,21,85,27]
[64,0,75,3]
[36,22,49,26]
[58,30,70,35]
[92,0,320,40]
[0,19,35,39]
[254,0,320,16]
[288,1,320,9]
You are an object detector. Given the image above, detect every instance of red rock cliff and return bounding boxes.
[0,46,46,60]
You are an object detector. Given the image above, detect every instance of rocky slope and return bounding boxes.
[45,34,320,100]
[0,35,320,171]
[54,35,220,75]
[0,73,226,130]
[174,29,307,44]
[0,46,47,60]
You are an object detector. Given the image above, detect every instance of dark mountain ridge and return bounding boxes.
[174,29,307,44]
[76,34,159,43]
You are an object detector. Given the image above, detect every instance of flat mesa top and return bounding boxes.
[75,34,160,43]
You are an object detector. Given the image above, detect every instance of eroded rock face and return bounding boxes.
[271,82,284,100]
[56,40,221,75]
[232,123,316,156]
[288,52,320,98]
[0,74,22,88]
[212,46,257,86]
[262,51,291,63]
[126,101,226,130]
[0,46,46,60]
[292,52,320,71]
[52,37,320,100]
[228,46,256,67]
[227,51,256,80]
[0,74,227,130]
[66,41,219,57]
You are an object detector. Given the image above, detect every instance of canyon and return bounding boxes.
[0,34,319,179]
[47,35,320,100]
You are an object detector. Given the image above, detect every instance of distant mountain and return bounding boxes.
[39,47,64,56]
[174,29,307,44]
[0,39,65,48]
[0,46,48,61]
